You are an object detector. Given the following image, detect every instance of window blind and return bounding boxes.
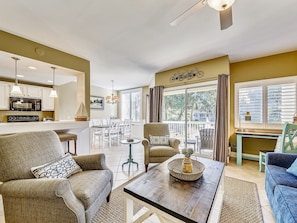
[267,83,296,124]
[235,76,297,130]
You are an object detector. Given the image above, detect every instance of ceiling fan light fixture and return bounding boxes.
[207,0,235,11]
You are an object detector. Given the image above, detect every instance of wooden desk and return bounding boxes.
[236,131,280,165]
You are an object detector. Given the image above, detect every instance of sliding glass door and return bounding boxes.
[163,82,217,158]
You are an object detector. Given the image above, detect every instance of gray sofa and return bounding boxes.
[265,152,297,223]
[0,130,113,223]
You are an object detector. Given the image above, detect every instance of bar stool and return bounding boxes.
[57,132,77,155]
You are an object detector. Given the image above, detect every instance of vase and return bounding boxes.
[182,157,193,173]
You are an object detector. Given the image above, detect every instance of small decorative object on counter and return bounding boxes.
[75,103,88,121]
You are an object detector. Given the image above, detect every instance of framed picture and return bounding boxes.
[90,95,104,110]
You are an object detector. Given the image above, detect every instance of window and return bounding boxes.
[235,76,297,130]
[162,81,217,158]
[120,88,142,121]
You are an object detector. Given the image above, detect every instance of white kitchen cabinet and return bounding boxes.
[42,87,54,111]
[9,84,42,98]
[0,82,10,110]
[26,85,42,98]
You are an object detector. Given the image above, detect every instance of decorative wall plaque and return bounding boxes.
[169,68,204,82]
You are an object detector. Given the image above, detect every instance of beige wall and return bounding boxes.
[90,85,118,119]
[0,30,90,113]
[57,82,77,120]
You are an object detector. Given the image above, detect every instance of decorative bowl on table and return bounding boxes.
[167,158,205,181]
[127,138,134,142]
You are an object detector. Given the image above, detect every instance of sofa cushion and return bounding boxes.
[287,158,297,177]
[150,146,177,157]
[31,153,82,179]
[149,135,169,145]
[68,170,112,209]
[274,185,297,223]
[266,165,297,192]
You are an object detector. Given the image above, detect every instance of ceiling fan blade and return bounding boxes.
[170,1,206,26]
[219,7,233,30]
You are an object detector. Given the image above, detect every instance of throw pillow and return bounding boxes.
[31,153,82,179]
[149,135,169,145]
[287,158,297,177]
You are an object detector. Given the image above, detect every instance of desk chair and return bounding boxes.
[259,122,297,172]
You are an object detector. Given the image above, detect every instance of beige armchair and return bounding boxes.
[0,131,113,223]
[142,123,180,172]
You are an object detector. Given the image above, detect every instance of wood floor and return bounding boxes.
[0,142,276,223]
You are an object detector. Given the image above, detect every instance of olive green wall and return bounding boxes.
[229,50,297,154]
[0,30,90,112]
[155,51,297,156]
[155,56,230,87]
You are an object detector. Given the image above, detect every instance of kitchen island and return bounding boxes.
[0,120,90,155]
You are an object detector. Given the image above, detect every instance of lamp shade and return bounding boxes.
[208,0,235,11]
[49,89,58,98]
[49,66,58,98]
[11,84,23,96]
[10,57,23,96]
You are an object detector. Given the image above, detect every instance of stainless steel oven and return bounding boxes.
[9,97,41,111]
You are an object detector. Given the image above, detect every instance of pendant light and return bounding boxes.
[10,57,23,96]
[106,80,119,104]
[49,66,58,98]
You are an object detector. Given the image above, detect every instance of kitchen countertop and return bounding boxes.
[0,120,90,135]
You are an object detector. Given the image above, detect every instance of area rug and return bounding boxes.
[92,176,264,223]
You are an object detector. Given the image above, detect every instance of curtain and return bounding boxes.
[149,86,164,122]
[214,74,229,163]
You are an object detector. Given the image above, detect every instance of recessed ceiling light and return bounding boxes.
[16,74,24,78]
[28,66,37,70]
[48,80,53,83]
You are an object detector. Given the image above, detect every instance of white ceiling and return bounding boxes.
[0,0,296,90]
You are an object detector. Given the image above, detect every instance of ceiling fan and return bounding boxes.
[170,0,236,30]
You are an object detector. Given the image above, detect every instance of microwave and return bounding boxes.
[9,97,42,111]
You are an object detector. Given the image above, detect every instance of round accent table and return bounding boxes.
[120,139,140,172]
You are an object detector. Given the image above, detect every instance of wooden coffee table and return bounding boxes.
[124,154,225,223]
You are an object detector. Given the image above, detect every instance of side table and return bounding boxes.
[120,139,140,172]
